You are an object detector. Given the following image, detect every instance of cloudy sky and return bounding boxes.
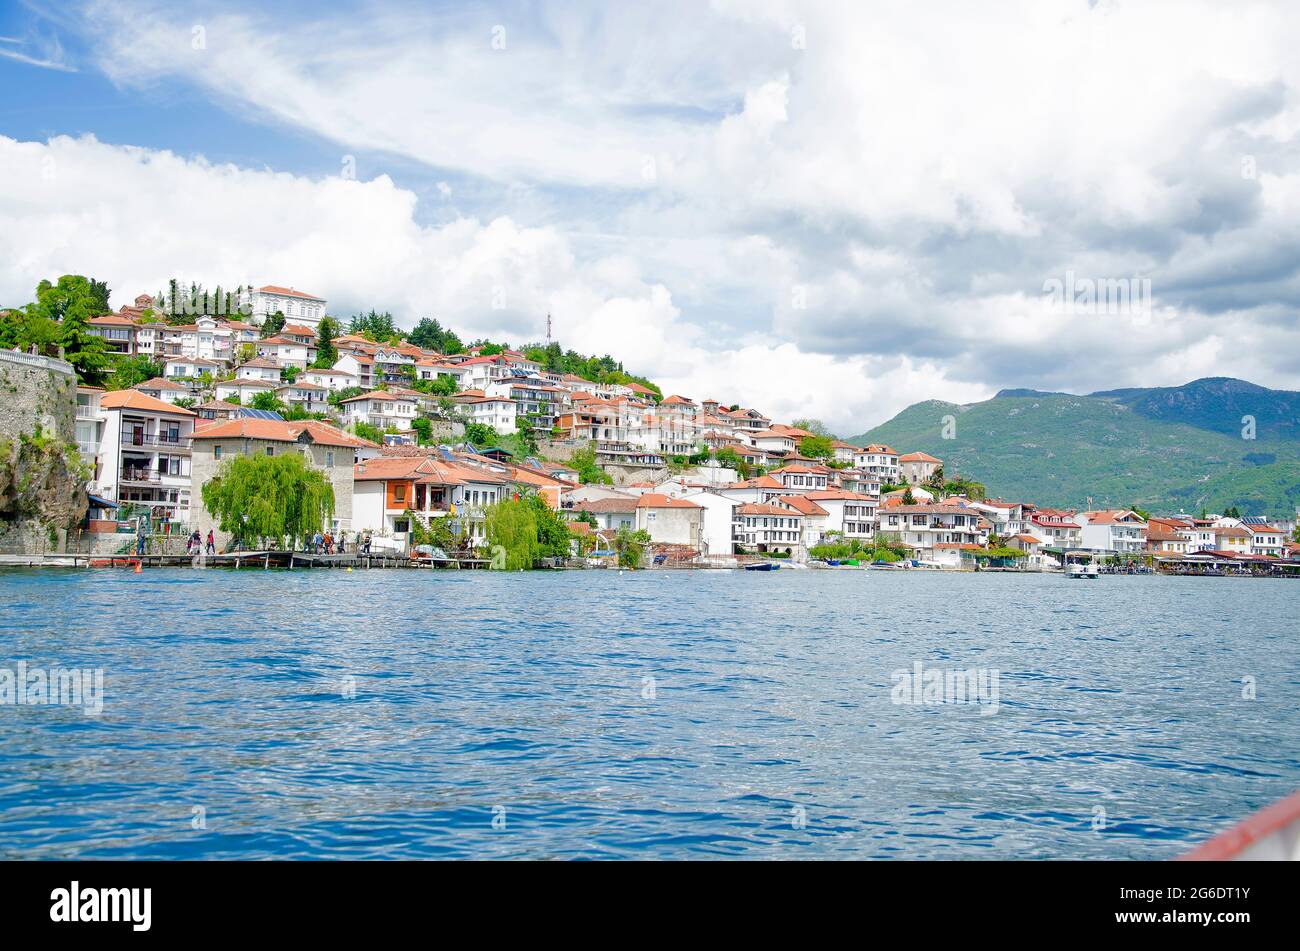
[3,0,1300,433]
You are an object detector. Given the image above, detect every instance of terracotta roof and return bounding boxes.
[571,497,638,514]
[779,495,829,516]
[239,358,282,370]
[134,377,187,391]
[736,502,804,517]
[100,390,196,415]
[899,451,941,463]
[340,390,416,404]
[192,418,375,448]
[727,475,786,489]
[636,493,701,509]
[257,285,324,301]
[802,489,878,502]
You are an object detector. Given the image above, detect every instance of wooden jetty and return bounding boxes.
[0,551,492,571]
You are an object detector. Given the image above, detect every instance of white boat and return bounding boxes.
[1064,554,1100,579]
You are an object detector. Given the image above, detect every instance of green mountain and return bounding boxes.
[848,378,1300,516]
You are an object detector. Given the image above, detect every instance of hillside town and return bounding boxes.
[13,281,1296,573]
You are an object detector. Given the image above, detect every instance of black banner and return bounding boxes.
[0,859,1288,938]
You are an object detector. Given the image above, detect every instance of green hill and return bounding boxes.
[848,378,1300,516]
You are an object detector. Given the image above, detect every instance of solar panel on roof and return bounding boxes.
[238,408,285,420]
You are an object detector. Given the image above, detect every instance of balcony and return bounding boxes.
[120,469,162,484]
[121,433,192,449]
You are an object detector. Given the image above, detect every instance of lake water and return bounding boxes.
[0,567,1296,859]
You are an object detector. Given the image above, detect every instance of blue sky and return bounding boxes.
[3,0,1300,432]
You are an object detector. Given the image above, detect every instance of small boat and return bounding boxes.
[1065,555,1100,579]
[1180,788,1300,860]
[744,562,779,571]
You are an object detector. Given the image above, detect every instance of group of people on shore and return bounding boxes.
[306,531,344,555]
[185,530,216,556]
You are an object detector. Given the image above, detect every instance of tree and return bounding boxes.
[107,355,164,391]
[250,390,284,413]
[485,496,540,570]
[568,443,612,484]
[800,434,834,459]
[410,417,433,446]
[515,416,539,456]
[464,422,498,448]
[312,316,339,368]
[26,275,111,383]
[353,421,384,444]
[792,418,832,437]
[349,310,400,342]
[329,385,365,407]
[260,311,285,338]
[201,452,335,550]
[407,317,463,354]
[902,487,917,505]
[613,526,651,568]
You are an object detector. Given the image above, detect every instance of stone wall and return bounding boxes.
[0,350,87,553]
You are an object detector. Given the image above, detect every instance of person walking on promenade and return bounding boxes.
[206,530,216,555]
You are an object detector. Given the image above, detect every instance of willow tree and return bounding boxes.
[201,452,334,550]
[484,497,540,570]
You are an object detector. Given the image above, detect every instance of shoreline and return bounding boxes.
[1,552,1295,578]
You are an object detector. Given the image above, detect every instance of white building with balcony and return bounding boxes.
[338,391,417,431]
[95,389,197,523]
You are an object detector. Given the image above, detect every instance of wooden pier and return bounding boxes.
[0,552,492,571]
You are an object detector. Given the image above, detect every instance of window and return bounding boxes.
[327,451,335,467]
[265,447,275,456]
[214,445,222,459]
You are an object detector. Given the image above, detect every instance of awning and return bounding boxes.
[87,495,119,509]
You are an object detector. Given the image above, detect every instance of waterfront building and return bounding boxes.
[733,502,806,560]
[95,390,198,523]
[634,493,703,549]
[190,418,376,543]
[1077,509,1147,554]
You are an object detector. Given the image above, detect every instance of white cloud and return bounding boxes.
[9,0,1300,432]
[0,133,986,432]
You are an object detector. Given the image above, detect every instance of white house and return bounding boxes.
[1077,510,1147,554]
[454,390,518,434]
[213,379,276,404]
[95,389,198,523]
[301,368,359,392]
[634,493,703,550]
[257,336,316,370]
[236,358,283,383]
[733,502,806,560]
[276,381,329,412]
[243,285,328,329]
[338,391,417,431]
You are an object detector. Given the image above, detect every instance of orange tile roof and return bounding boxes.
[257,285,324,301]
[736,502,804,516]
[636,493,701,509]
[192,418,376,448]
[100,390,196,415]
[779,495,829,516]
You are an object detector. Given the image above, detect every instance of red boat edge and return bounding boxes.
[1179,789,1300,860]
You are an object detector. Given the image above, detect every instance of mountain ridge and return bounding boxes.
[848,378,1300,515]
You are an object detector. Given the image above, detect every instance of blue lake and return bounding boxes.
[0,567,1296,859]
